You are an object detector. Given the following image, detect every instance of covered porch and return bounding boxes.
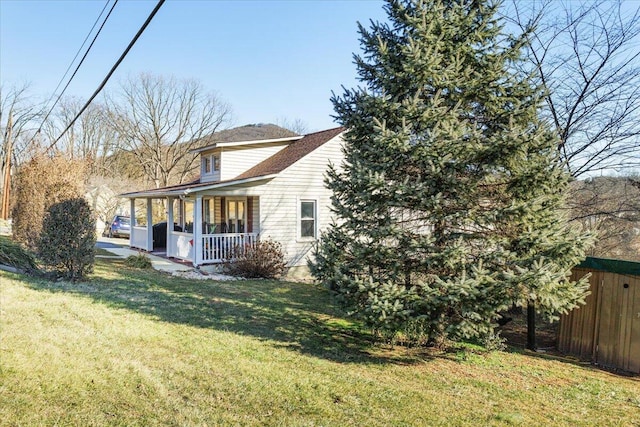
[128,195,259,266]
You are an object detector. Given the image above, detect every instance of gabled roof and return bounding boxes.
[191,135,303,154]
[121,126,345,198]
[235,126,344,180]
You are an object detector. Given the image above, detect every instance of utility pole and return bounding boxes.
[1,112,13,220]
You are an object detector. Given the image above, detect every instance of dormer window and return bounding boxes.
[202,153,220,175]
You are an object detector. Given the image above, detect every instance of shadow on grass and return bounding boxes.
[20,259,420,365]
[495,315,638,377]
[503,346,639,377]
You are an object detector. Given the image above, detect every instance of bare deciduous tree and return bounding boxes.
[570,177,640,260]
[507,1,640,261]
[85,175,135,232]
[1,83,43,195]
[106,73,231,188]
[508,0,640,177]
[275,117,310,135]
[43,97,120,177]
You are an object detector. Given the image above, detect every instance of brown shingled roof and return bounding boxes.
[234,126,344,180]
[121,126,345,198]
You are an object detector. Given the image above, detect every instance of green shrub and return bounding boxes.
[125,253,152,269]
[225,239,287,279]
[38,198,96,281]
[481,331,507,352]
[0,236,38,272]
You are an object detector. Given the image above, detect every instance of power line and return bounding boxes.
[38,0,119,134]
[41,0,113,119]
[46,0,166,153]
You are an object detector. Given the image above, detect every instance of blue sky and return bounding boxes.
[0,0,387,132]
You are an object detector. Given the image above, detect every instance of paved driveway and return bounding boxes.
[96,236,129,249]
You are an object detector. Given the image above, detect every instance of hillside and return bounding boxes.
[570,176,640,261]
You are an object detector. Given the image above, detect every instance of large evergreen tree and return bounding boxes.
[312,0,592,343]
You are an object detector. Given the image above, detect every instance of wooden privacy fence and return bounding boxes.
[558,258,640,373]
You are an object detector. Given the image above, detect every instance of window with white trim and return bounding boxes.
[300,200,316,239]
[202,153,220,175]
[227,199,246,233]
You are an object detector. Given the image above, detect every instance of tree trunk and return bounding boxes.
[526,301,537,351]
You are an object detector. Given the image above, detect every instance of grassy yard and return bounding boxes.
[1,259,639,426]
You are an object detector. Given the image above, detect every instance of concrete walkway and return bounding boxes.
[97,237,193,274]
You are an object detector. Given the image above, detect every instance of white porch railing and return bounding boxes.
[169,231,194,261]
[131,226,149,251]
[201,233,258,263]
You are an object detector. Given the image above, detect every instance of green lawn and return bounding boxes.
[1,259,639,426]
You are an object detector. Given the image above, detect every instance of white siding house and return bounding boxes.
[121,127,345,275]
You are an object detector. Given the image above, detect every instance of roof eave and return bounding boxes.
[182,174,277,194]
[120,174,278,199]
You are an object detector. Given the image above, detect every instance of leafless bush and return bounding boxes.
[225,239,287,279]
[12,154,86,249]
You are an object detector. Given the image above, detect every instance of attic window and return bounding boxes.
[203,153,220,174]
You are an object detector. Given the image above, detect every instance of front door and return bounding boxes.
[227,199,245,233]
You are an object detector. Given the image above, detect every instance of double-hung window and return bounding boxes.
[227,199,246,233]
[202,153,220,175]
[300,200,317,239]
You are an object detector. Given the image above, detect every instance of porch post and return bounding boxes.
[129,198,136,246]
[146,198,153,251]
[129,198,136,226]
[194,195,203,267]
[167,197,174,257]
